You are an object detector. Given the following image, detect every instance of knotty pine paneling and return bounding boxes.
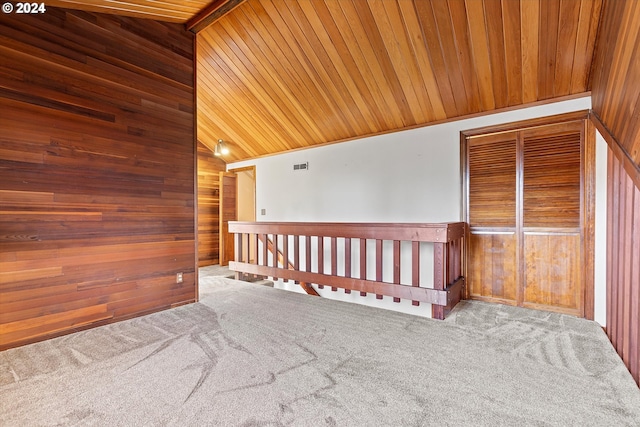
[197,0,602,161]
[607,148,640,387]
[591,0,640,173]
[197,142,226,266]
[0,8,196,349]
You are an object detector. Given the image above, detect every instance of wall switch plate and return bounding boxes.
[176,272,183,283]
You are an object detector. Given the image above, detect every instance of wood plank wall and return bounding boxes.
[197,142,226,266]
[0,8,196,349]
[589,0,640,387]
[607,148,640,387]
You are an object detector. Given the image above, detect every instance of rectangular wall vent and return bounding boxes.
[293,162,309,171]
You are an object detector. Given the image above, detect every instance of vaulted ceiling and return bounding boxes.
[196,0,602,161]
[42,0,605,163]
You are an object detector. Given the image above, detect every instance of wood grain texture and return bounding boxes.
[591,0,640,172]
[196,0,602,161]
[464,117,593,318]
[0,8,196,349]
[45,0,212,23]
[606,146,640,387]
[197,142,226,267]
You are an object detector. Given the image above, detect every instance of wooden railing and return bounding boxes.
[228,222,466,319]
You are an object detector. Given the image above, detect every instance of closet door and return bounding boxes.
[521,122,583,315]
[465,119,588,317]
[467,132,518,304]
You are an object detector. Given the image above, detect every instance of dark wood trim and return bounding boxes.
[193,33,200,302]
[590,111,640,190]
[583,118,597,320]
[186,0,246,33]
[229,221,466,242]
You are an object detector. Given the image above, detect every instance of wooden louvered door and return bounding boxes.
[466,120,588,317]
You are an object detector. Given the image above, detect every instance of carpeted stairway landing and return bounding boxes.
[1,277,639,426]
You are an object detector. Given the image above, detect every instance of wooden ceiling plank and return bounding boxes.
[397,0,447,121]
[414,0,459,117]
[501,0,523,106]
[301,0,384,134]
[374,0,432,122]
[354,0,418,126]
[606,1,640,142]
[325,0,402,129]
[197,65,280,158]
[222,10,327,144]
[570,0,595,94]
[209,22,317,147]
[243,2,350,142]
[286,0,371,136]
[45,0,204,22]
[464,0,495,111]
[448,0,482,114]
[554,0,581,96]
[483,0,508,109]
[252,0,355,139]
[431,0,469,115]
[614,9,640,155]
[336,0,408,129]
[538,0,560,99]
[187,0,246,33]
[520,0,540,103]
[270,0,363,136]
[198,32,297,154]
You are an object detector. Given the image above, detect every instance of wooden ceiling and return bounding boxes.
[44,0,212,22]
[197,0,603,161]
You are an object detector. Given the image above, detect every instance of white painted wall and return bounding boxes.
[229,97,608,325]
[594,130,608,326]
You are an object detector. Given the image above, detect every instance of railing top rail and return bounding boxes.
[229,221,466,242]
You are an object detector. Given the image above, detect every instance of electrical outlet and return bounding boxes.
[261,208,266,215]
[176,272,183,283]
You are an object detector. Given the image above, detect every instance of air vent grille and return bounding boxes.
[293,162,309,171]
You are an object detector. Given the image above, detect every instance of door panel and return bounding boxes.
[468,132,517,228]
[465,118,589,317]
[219,172,237,266]
[523,127,582,228]
[523,232,581,314]
[469,232,517,303]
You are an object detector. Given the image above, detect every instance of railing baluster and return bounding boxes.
[331,237,337,291]
[261,233,268,266]
[344,238,351,294]
[294,235,300,284]
[412,241,420,306]
[432,242,446,320]
[393,240,401,303]
[272,234,278,281]
[305,235,311,273]
[376,239,383,299]
[360,238,366,296]
[317,236,324,288]
[283,234,289,269]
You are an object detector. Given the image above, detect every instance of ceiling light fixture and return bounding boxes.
[214,139,229,156]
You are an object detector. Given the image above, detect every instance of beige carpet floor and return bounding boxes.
[1,274,639,426]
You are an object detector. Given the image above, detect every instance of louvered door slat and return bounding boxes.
[468,132,517,227]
